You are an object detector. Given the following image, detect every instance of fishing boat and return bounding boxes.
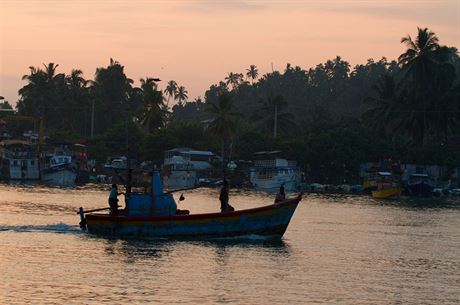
[41,154,76,187]
[78,171,302,239]
[371,172,401,199]
[0,139,40,180]
[250,151,300,192]
[407,173,434,197]
[162,148,215,189]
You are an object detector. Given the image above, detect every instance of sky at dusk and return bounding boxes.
[0,0,459,105]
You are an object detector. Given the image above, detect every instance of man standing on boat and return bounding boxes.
[275,185,286,203]
[219,179,234,212]
[220,180,229,212]
[108,183,123,216]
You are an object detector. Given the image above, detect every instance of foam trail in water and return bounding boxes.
[209,234,275,241]
[0,222,82,234]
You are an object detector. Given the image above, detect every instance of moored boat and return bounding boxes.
[79,171,302,239]
[162,148,215,189]
[372,187,401,199]
[250,151,300,192]
[0,139,40,180]
[371,172,401,199]
[42,154,77,186]
[407,173,434,197]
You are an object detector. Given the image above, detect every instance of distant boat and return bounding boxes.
[103,156,128,169]
[162,148,215,189]
[0,139,40,180]
[250,151,300,192]
[41,154,76,187]
[371,172,401,199]
[407,173,434,197]
[79,171,302,239]
[72,144,90,184]
[363,174,378,194]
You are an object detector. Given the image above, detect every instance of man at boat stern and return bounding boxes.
[219,180,234,212]
[108,184,122,216]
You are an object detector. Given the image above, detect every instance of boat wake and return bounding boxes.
[209,234,279,242]
[0,222,82,234]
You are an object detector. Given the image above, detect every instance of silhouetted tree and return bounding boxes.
[246,65,258,84]
[164,80,178,108]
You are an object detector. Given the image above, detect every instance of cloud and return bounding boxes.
[176,0,267,13]
[314,1,459,28]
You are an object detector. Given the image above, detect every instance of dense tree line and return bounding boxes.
[3,28,459,183]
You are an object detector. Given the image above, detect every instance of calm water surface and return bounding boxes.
[0,184,459,305]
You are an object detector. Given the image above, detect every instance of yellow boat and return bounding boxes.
[372,186,401,199]
[371,172,401,199]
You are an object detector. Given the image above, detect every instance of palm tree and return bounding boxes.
[91,58,134,133]
[246,65,258,84]
[66,69,87,87]
[42,63,61,82]
[364,74,406,137]
[397,27,458,144]
[18,63,64,119]
[398,27,441,88]
[225,72,243,90]
[175,86,188,106]
[206,92,239,168]
[65,69,89,133]
[18,66,46,117]
[164,80,178,108]
[253,95,295,137]
[138,77,165,132]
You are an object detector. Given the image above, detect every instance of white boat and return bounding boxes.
[103,156,128,169]
[0,140,40,180]
[42,154,77,187]
[250,151,300,192]
[162,148,215,189]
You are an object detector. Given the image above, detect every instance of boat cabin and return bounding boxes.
[104,156,128,169]
[126,171,178,216]
[49,155,72,168]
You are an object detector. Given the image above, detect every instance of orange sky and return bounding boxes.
[0,0,459,105]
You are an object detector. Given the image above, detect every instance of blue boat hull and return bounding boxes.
[85,196,301,239]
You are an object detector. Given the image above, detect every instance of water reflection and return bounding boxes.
[0,200,77,215]
[1,185,459,305]
[97,237,292,261]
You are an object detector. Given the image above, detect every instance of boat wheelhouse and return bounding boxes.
[250,151,300,192]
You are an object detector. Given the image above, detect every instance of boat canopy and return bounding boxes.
[0,139,33,146]
[410,173,429,177]
[127,171,177,217]
[254,151,282,156]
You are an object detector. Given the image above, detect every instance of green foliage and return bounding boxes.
[365,27,460,145]
[13,27,460,182]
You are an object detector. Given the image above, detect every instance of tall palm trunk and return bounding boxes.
[221,139,226,172]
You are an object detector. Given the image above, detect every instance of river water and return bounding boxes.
[0,183,459,305]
